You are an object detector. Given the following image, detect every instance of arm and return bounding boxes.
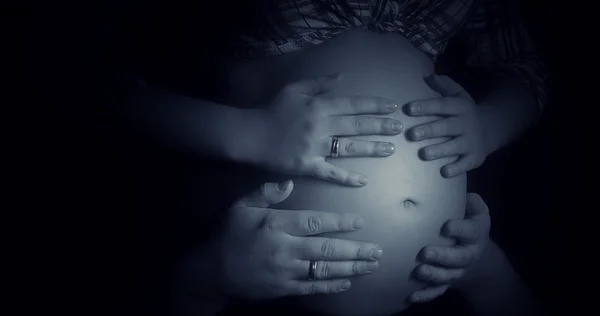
[457,240,540,316]
[454,0,549,156]
[124,84,263,163]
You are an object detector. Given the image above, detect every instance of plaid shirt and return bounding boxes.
[232,0,548,111]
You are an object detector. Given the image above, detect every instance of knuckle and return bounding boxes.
[269,244,287,259]
[298,137,312,151]
[352,261,363,275]
[302,118,316,133]
[263,213,281,232]
[318,262,331,279]
[307,215,322,233]
[325,283,334,294]
[337,215,350,231]
[324,168,344,182]
[356,246,367,260]
[350,98,361,112]
[265,251,285,271]
[320,240,336,258]
[344,141,357,154]
[381,119,391,132]
[308,283,320,295]
[353,117,365,130]
[292,157,309,171]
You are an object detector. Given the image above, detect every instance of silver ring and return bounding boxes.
[307,260,317,280]
[330,137,340,158]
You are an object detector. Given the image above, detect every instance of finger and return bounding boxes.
[404,97,466,117]
[328,116,403,136]
[418,138,468,161]
[409,284,450,303]
[235,180,294,208]
[466,193,490,217]
[292,260,379,280]
[424,74,468,98]
[309,160,368,186]
[290,73,343,96]
[271,210,365,236]
[297,237,383,261]
[413,264,465,284]
[441,219,480,244]
[286,279,352,296]
[408,117,463,141]
[420,245,475,268]
[313,95,398,116]
[440,156,481,178]
[325,137,396,158]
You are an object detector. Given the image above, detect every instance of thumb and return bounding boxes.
[425,74,467,98]
[465,193,490,217]
[236,180,294,208]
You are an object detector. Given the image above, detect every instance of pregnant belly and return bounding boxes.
[224,29,467,316]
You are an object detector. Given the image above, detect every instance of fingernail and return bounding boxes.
[441,167,453,178]
[341,280,351,290]
[391,121,403,133]
[387,102,398,112]
[278,180,291,191]
[382,143,395,155]
[365,261,379,273]
[358,175,368,185]
[351,217,365,229]
[409,103,419,114]
[371,247,383,260]
[422,149,437,160]
[411,128,424,140]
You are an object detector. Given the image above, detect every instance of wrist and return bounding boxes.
[476,105,502,156]
[224,108,268,166]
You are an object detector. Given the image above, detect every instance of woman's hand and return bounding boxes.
[249,73,403,186]
[408,193,491,303]
[214,180,383,301]
[404,75,487,177]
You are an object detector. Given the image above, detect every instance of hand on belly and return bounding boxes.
[226,29,468,316]
[243,73,405,187]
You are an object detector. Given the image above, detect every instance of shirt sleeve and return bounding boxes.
[454,0,549,117]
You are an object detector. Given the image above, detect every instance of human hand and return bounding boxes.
[404,75,486,177]
[408,193,491,303]
[215,180,383,301]
[252,73,403,186]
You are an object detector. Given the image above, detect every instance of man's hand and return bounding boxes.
[405,75,487,177]
[409,193,491,303]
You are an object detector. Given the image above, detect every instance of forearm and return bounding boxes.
[477,79,538,156]
[457,241,539,316]
[124,84,263,163]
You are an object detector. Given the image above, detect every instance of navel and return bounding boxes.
[401,198,417,209]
